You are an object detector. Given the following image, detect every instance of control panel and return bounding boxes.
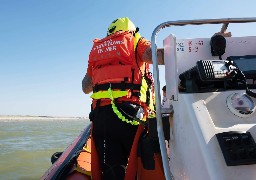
[216,131,256,166]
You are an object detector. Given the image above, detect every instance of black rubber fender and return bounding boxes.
[51,152,63,164]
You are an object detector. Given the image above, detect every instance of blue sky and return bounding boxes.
[1,0,256,117]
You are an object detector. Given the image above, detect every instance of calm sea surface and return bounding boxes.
[0,118,90,180]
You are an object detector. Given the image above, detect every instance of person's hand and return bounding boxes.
[214,32,232,37]
[214,23,232,37]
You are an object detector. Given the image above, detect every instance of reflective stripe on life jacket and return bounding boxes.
[88,31,155,123]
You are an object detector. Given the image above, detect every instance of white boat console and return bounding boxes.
[151,18,256,180]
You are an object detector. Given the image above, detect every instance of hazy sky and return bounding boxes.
[1,0,256,117]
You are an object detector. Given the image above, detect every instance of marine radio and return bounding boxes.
[179,60,232,92]
[196,60,230,81]
[179,56,256,97]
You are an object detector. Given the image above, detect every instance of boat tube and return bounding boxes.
[41,123,92,180]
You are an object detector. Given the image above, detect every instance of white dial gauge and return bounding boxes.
[226,93,256,118]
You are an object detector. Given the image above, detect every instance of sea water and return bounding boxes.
[0,118,90,180]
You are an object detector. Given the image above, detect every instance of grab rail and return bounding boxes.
[151,17,256,179]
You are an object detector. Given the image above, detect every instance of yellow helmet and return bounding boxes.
[107,17,137,36]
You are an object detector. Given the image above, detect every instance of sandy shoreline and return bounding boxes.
[0,115,89,121]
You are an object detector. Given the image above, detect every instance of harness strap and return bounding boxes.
[108,87,142,125]
[117,105,147,126]
[124,125,145,180]
[146,90,150,106]
[93,83,141,92]
[131,69,135,96]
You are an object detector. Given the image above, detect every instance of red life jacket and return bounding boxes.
[88,31,154,115]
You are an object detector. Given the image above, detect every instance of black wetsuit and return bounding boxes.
[92,105,138,180]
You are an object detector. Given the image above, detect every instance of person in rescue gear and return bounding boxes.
[162,86,170,142]
[161,85,171,146]
[82,17,164,180]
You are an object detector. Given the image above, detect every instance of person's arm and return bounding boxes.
[142,47,164,65]
[82,74,93,94]
[214,23,232,37]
